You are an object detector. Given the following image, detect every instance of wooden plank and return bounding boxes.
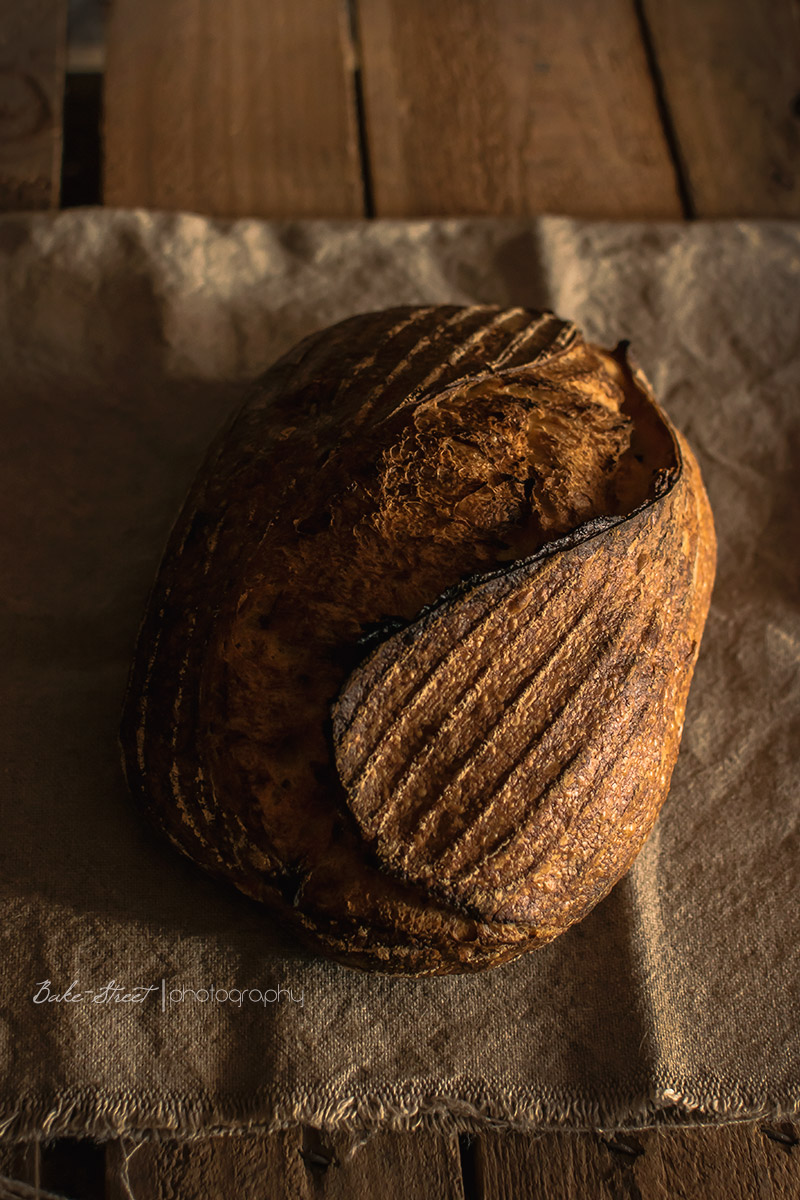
[0,1141,39,1195]
[476,1129,636,1199]
[105,1131,307,1200]
[106,1128,464,1199]
[638,1124,767,1199]
[298,1128,464,1200]
[758,1121,800,1197]
[355,0,682,219]
[477,1122,800,1199]
[641,0,800,217]
[0,0,68,211]
[104,0,363,218]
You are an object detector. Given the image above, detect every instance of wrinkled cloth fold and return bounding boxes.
[0,210,798,1140]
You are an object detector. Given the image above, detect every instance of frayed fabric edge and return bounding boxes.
[0,1081,798,1145]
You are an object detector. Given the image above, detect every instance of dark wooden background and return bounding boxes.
[1,1,799,1197]
[4,0,800,220]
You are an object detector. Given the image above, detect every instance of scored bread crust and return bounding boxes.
[120,305,716,975]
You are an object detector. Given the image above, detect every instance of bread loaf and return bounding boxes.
[120,305,716,975]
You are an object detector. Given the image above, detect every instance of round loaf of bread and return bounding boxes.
[120,305,716,975]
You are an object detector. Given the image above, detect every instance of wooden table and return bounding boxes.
[1,2,799,1196]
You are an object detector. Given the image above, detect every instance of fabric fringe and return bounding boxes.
[0,1080,798,1146]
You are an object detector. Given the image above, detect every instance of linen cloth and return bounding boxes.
[0,210,798,1139]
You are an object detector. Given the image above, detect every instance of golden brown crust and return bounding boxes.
[120,306,716,975]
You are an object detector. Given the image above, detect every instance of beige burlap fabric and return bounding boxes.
[0,211,798,1140]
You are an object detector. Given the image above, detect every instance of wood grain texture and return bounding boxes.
[0,0,67,211]
[104,0,363,217]
[0,1141,39,1195]
[106,1128,463,1199]
[106,1131,306,1199]
[642,0,800,217]
[297,1128,464,1200]
[477,1123,800,1199]
[355,0,682,218]
[5,1124,798,1198]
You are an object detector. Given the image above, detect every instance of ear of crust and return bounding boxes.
[333,346,716,938]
